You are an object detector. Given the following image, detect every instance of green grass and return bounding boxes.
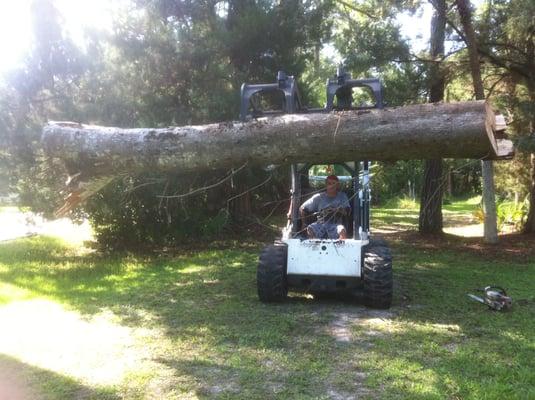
[373,196,482,232]
[367,249,535,399]
[442,195,482,213]
[0,198,534,399]
[373,197,420,229]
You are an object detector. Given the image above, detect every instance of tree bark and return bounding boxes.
[524,153,535,233]
[419,159,444,233]
[43,102,512,216]
[42,101,509,180]
[456,0,498,243]
[522,85,535,233]
[419,0,446,234]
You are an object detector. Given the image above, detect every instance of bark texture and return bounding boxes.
[43,101,513,216]
[419,0,446,234]
[42,101,510,181]
[522,84,535,233]
[525,153,535,233]
[522,86,535,233]
[456,0,498,243]
[419,159,444,233]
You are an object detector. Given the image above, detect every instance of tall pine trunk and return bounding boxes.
[419,0,446,234]
[419,159,444,232]
[523,86,535,233]
[456,0,498,243]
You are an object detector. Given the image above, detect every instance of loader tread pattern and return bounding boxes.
[363,238,393,309]
[257,243,288,302]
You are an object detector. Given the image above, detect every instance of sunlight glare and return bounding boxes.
[0,208,93,244]
[0,0,118,77]
[396,3,434,53]
[397,0,485,53]
[55,0,115,50]
[0,2,32,74]
[0,299,151,385]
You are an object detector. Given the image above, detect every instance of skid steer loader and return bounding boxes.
[240,67,393,308]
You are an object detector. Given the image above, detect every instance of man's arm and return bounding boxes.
[299,194,319,229]
[299,202,311,228]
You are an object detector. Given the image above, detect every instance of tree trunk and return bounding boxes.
[524,153,535,233]
[42,102,512,215]
[523,86,535,233]
[447,167,453,197]
[419,0,446,234]
[42,101,509,179]
[419,159,444,233]
[456,0,498,243]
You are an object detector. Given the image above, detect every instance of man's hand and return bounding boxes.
[320,206,349,220]
[336,206,349,216]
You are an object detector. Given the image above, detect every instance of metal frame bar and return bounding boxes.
[325,66,384,112]
[240,71,303,121]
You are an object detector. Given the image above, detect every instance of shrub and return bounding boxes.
[496,200,528,232]
[472,200,528,232]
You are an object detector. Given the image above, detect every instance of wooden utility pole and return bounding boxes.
[456,0,499,243]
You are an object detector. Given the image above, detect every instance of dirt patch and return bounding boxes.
[196,367,241,397]
[206,381,240,395]
[329,312,354,343]
[327,307,395,343]
[0,362,39,400]
[326,388,361,400]
[294,305,393,398]
[326,364,375,400]
[383,230,535,263]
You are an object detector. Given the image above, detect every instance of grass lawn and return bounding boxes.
[1,199,534,399]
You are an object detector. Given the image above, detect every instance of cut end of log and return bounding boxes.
[484,110,514,160]
[480,105,514,160]
[484,102,500,157]
[492,139,515,160]
[494,114,507,132]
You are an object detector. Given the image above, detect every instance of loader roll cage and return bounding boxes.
[239,65,384,120]
[288,162,370,240]
[240,66,382,240]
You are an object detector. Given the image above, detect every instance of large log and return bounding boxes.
[42,100,513,215]
[42,101,512,180]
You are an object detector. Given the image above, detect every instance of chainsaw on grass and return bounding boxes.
[467,286,512,311]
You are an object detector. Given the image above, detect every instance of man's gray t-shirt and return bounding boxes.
[302,192,350,223]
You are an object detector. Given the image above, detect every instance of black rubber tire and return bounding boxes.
[257,243,288,302]
[363,238,393,309]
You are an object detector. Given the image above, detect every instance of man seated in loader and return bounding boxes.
[299,175,350,239]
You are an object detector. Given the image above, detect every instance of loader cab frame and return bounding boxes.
[287,162,371,240]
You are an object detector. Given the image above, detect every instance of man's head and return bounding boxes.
[325,175,339,196]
